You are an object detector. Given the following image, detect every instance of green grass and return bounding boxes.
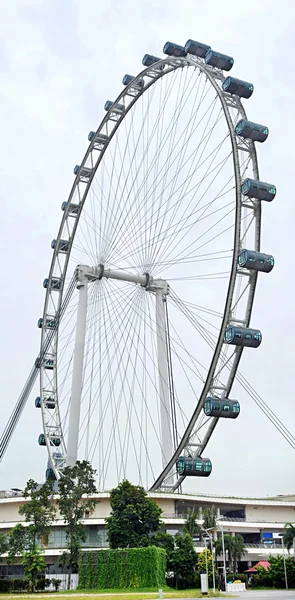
[0,590,226,599]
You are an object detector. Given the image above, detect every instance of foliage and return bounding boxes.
[105,480,162,549]
[19,478,56,551]
[197,548,213,576]
[214,533,245,571]
[8,524,29,561]
[284,522,295,551]
[183,507,202,539]
[0,532,8,561]
[57,460,97,588]
[202,506,217,531]
[20,547,46,592]
[170,533,197,589]
[251,554,295,588]
[150,532,174,569]
[78,546,166,589]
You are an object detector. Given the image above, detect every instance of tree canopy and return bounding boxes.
[283,522,295,551]
[105,479,162,549]
[215,533,245,572]
[183,507,202,539]
[170,533,197,589]
[57,460,97,587]
[202,506,217,531]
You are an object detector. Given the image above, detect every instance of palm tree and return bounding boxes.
[283,522,295,552]
[202,505,217,530]
[183,507,202,539]
[215,533,246,573]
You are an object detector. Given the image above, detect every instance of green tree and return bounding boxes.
[105,479,162,549]
[0,533,8,560]
[283,522,295,551]
[19,478,56,550]
[202,506,217,531]
[197,548,213,576]
[170,533,197,589]
[20,547,46,592]
[183,507,202,539]
[215,533,245,572]
[150,531,174,569]
[57,460,97,589]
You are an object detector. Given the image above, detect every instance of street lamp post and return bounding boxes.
[279,534,288,590]
[204,530,216,593]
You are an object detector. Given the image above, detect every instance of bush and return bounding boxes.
[0,579,11,592]
[52,578,62,591]
[79,546,166,589]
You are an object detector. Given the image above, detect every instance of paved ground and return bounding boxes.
[234,591,295,599]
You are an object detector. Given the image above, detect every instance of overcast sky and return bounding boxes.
[0,0,294,498]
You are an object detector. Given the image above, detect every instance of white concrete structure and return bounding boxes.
[0,489,294,577]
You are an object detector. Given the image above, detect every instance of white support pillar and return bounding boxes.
[155,287,173,470]
[66,268,88,466]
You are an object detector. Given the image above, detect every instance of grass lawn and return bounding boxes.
[0,590,226,599]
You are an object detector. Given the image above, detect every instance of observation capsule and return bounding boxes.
[35,357,55,370]
[241,178,276,202]
[104,100,125,113]
[61,201,79,215]
[163,41,187,57]
[88,131,109,144]
[122,74,144,87]
[238,249,274,273]
[184,39,211,58]
[50,436,61,446]
[37,317,56,329]
[73,165,92,178]
[225,326,262,348]
[205,50,234,71]
[43,277,61,291]
[203,397,240,419]
[35,396,55,409]
[235,120,269,143]
[222,77,254,99]
[142,54,162,67]
[45,468,56,481]
[51,239,69,253]
[176,456,212,477]
[38,433,46,446]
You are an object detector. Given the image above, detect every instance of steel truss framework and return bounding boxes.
[36,53,262,491]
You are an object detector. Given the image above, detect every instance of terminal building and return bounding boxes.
[0,489,294,579]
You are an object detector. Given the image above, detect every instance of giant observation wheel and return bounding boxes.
[35,39,275,492]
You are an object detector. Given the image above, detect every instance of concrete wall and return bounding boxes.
[245,504,295,523]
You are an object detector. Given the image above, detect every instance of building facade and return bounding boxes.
[0,490,294,579]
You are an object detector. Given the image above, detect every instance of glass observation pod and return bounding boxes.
[225,326,262,348]
[222,77,254,99]
[205,50,234,71]
[104,100,125,113]
[38,433,46,446]
[203,397,240,419]
[163,41,187,57]
[184,39,211,58]
[51,239,69,253]
[241,178,276,202]
[45,467,56,480]
[61,201,79,215]
[122,74,144,87]
[43,277,62,290]
[235,119,269,143]
[73,165,92,178]
[142,54,162,67]
[238,249,274,273]
[176,456,212,477]
[35,358,55,370]
[88,131,109,144]
[37,317,56,329]
[38,433,60,447]
[35,396,55,409]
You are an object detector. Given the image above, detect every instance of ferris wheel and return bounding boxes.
[33,39,276,492]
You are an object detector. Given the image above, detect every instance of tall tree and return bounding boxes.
[57,460,97,589]
[105,479,162,549]
[150,531,174,569]
[183,507,202,539]
[197,547,214,578]
[202,506,217,531]
[215,533,245,572]
[21,548,47,592]
[0,533,8,559]
[283,522,295,551]
[170,533,197,589]
[19,478,56,550]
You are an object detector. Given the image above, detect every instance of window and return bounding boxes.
[213,401,221,411]
[195,461,203,471]
[223,404,230,411]
[254,332,262,341]
[234,331,242,338]
[245,333,252,339]
[232,403,240,413]
[204,461,212,472]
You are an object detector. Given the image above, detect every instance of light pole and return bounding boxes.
[279,534,288,590]
[204,530,216,593]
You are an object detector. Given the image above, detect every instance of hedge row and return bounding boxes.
[79,546,166,589]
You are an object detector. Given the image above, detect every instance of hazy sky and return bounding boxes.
[0,0,294,498]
